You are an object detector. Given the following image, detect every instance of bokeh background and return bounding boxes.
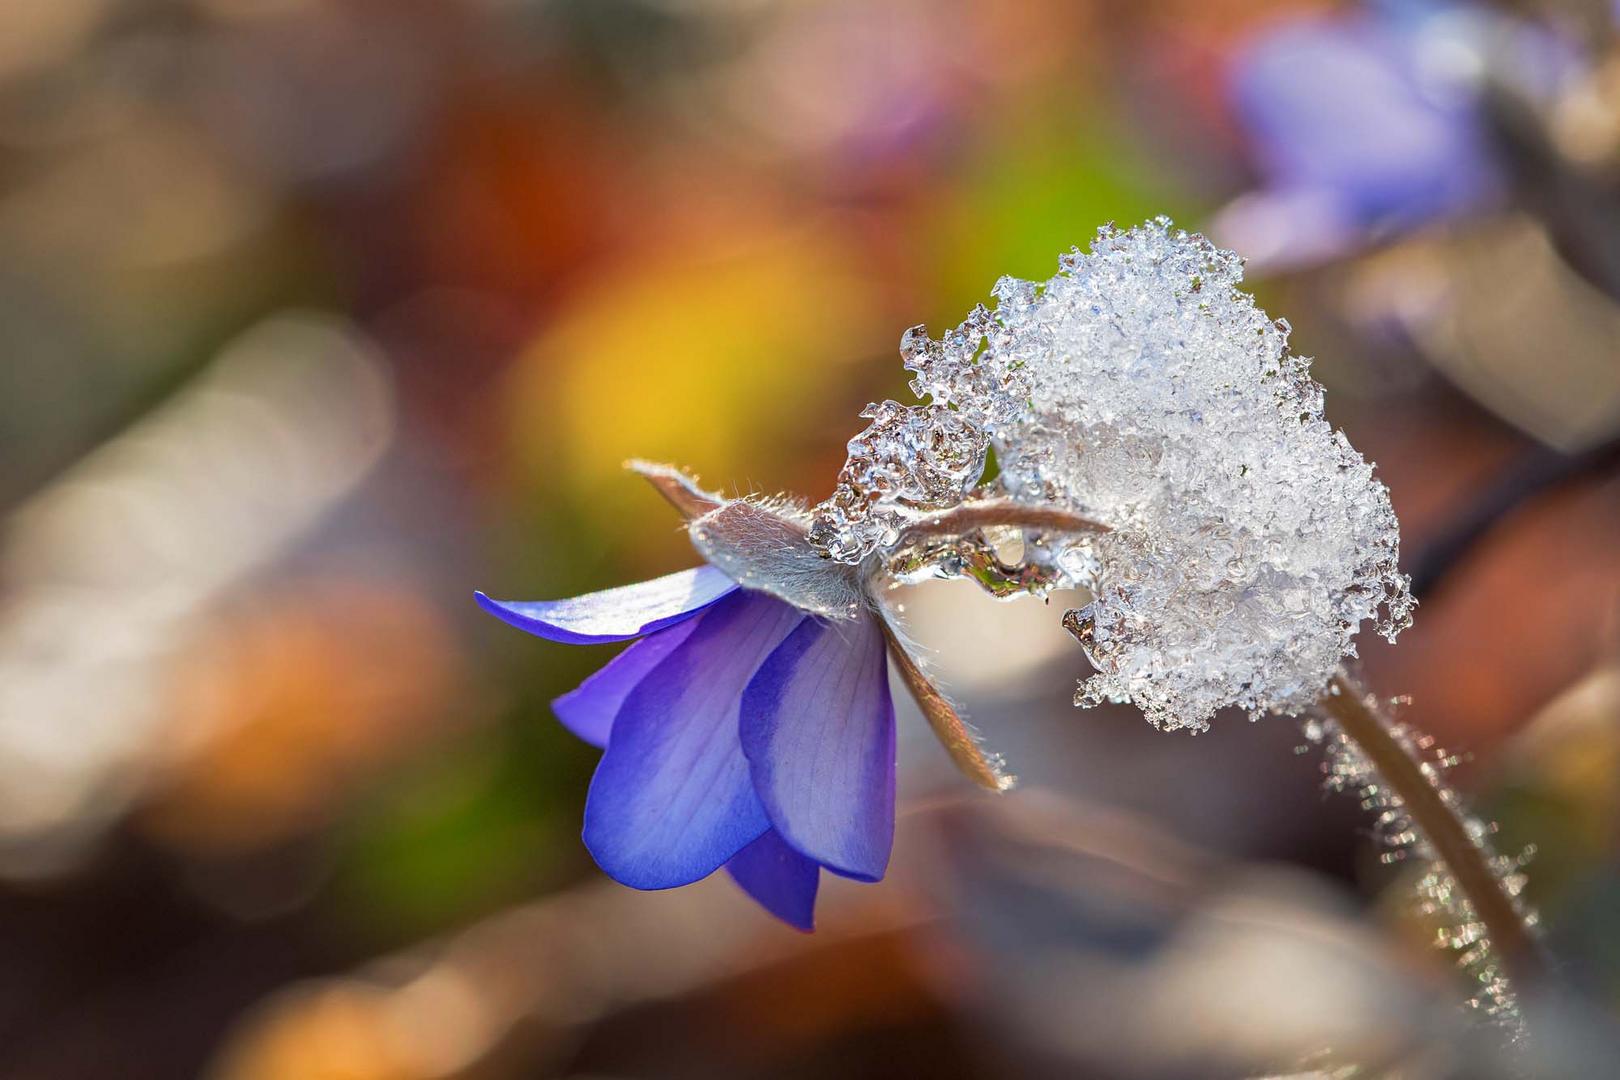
[3,0,1620,1077]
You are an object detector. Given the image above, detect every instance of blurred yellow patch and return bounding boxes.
[1505,666,1620,857]
[211,981,419,1080]
[510,224,882,537]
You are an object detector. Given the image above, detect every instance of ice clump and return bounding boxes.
[811,217,1414,732]
[806,400,990,563]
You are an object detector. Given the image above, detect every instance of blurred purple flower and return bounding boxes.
[477,472,900,930]
[1216,7,1506,267]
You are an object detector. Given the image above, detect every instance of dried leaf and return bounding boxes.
[626,459,722,522]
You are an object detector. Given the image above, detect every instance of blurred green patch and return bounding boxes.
[329,712,594,946]
[926,102,1197,319]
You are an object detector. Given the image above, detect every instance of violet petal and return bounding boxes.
[552,618,702,748]
[740,613,895,882]
[475,565,736,645]
[583,590,806,889]
[726,829,820,931]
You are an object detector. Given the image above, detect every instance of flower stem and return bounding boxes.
[1320,672,1541,990]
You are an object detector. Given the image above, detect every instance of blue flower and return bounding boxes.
[475,463,999,930]
[1214,4,1575,267]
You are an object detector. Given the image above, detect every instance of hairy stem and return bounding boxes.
[897,500,1108,544]
[1320,673,1541,990]
[877,613,1012,793]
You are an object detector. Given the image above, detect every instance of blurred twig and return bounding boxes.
[1408,432,1620,599]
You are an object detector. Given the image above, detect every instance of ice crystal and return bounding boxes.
[811,217,1414,732]
[806,400,989,562]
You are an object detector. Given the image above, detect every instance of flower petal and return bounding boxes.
[552,619,702,748]
[475,565,736,645]
[725,829,820,932]
[583,590,806,889]
[739,613,895,882]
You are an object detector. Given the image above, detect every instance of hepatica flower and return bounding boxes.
[1215,3,1577,268]
[480,219,1414,928]
[1217,9,1499,268]
[477,465,1036,929]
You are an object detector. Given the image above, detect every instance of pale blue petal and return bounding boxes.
[475,566,736,645]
